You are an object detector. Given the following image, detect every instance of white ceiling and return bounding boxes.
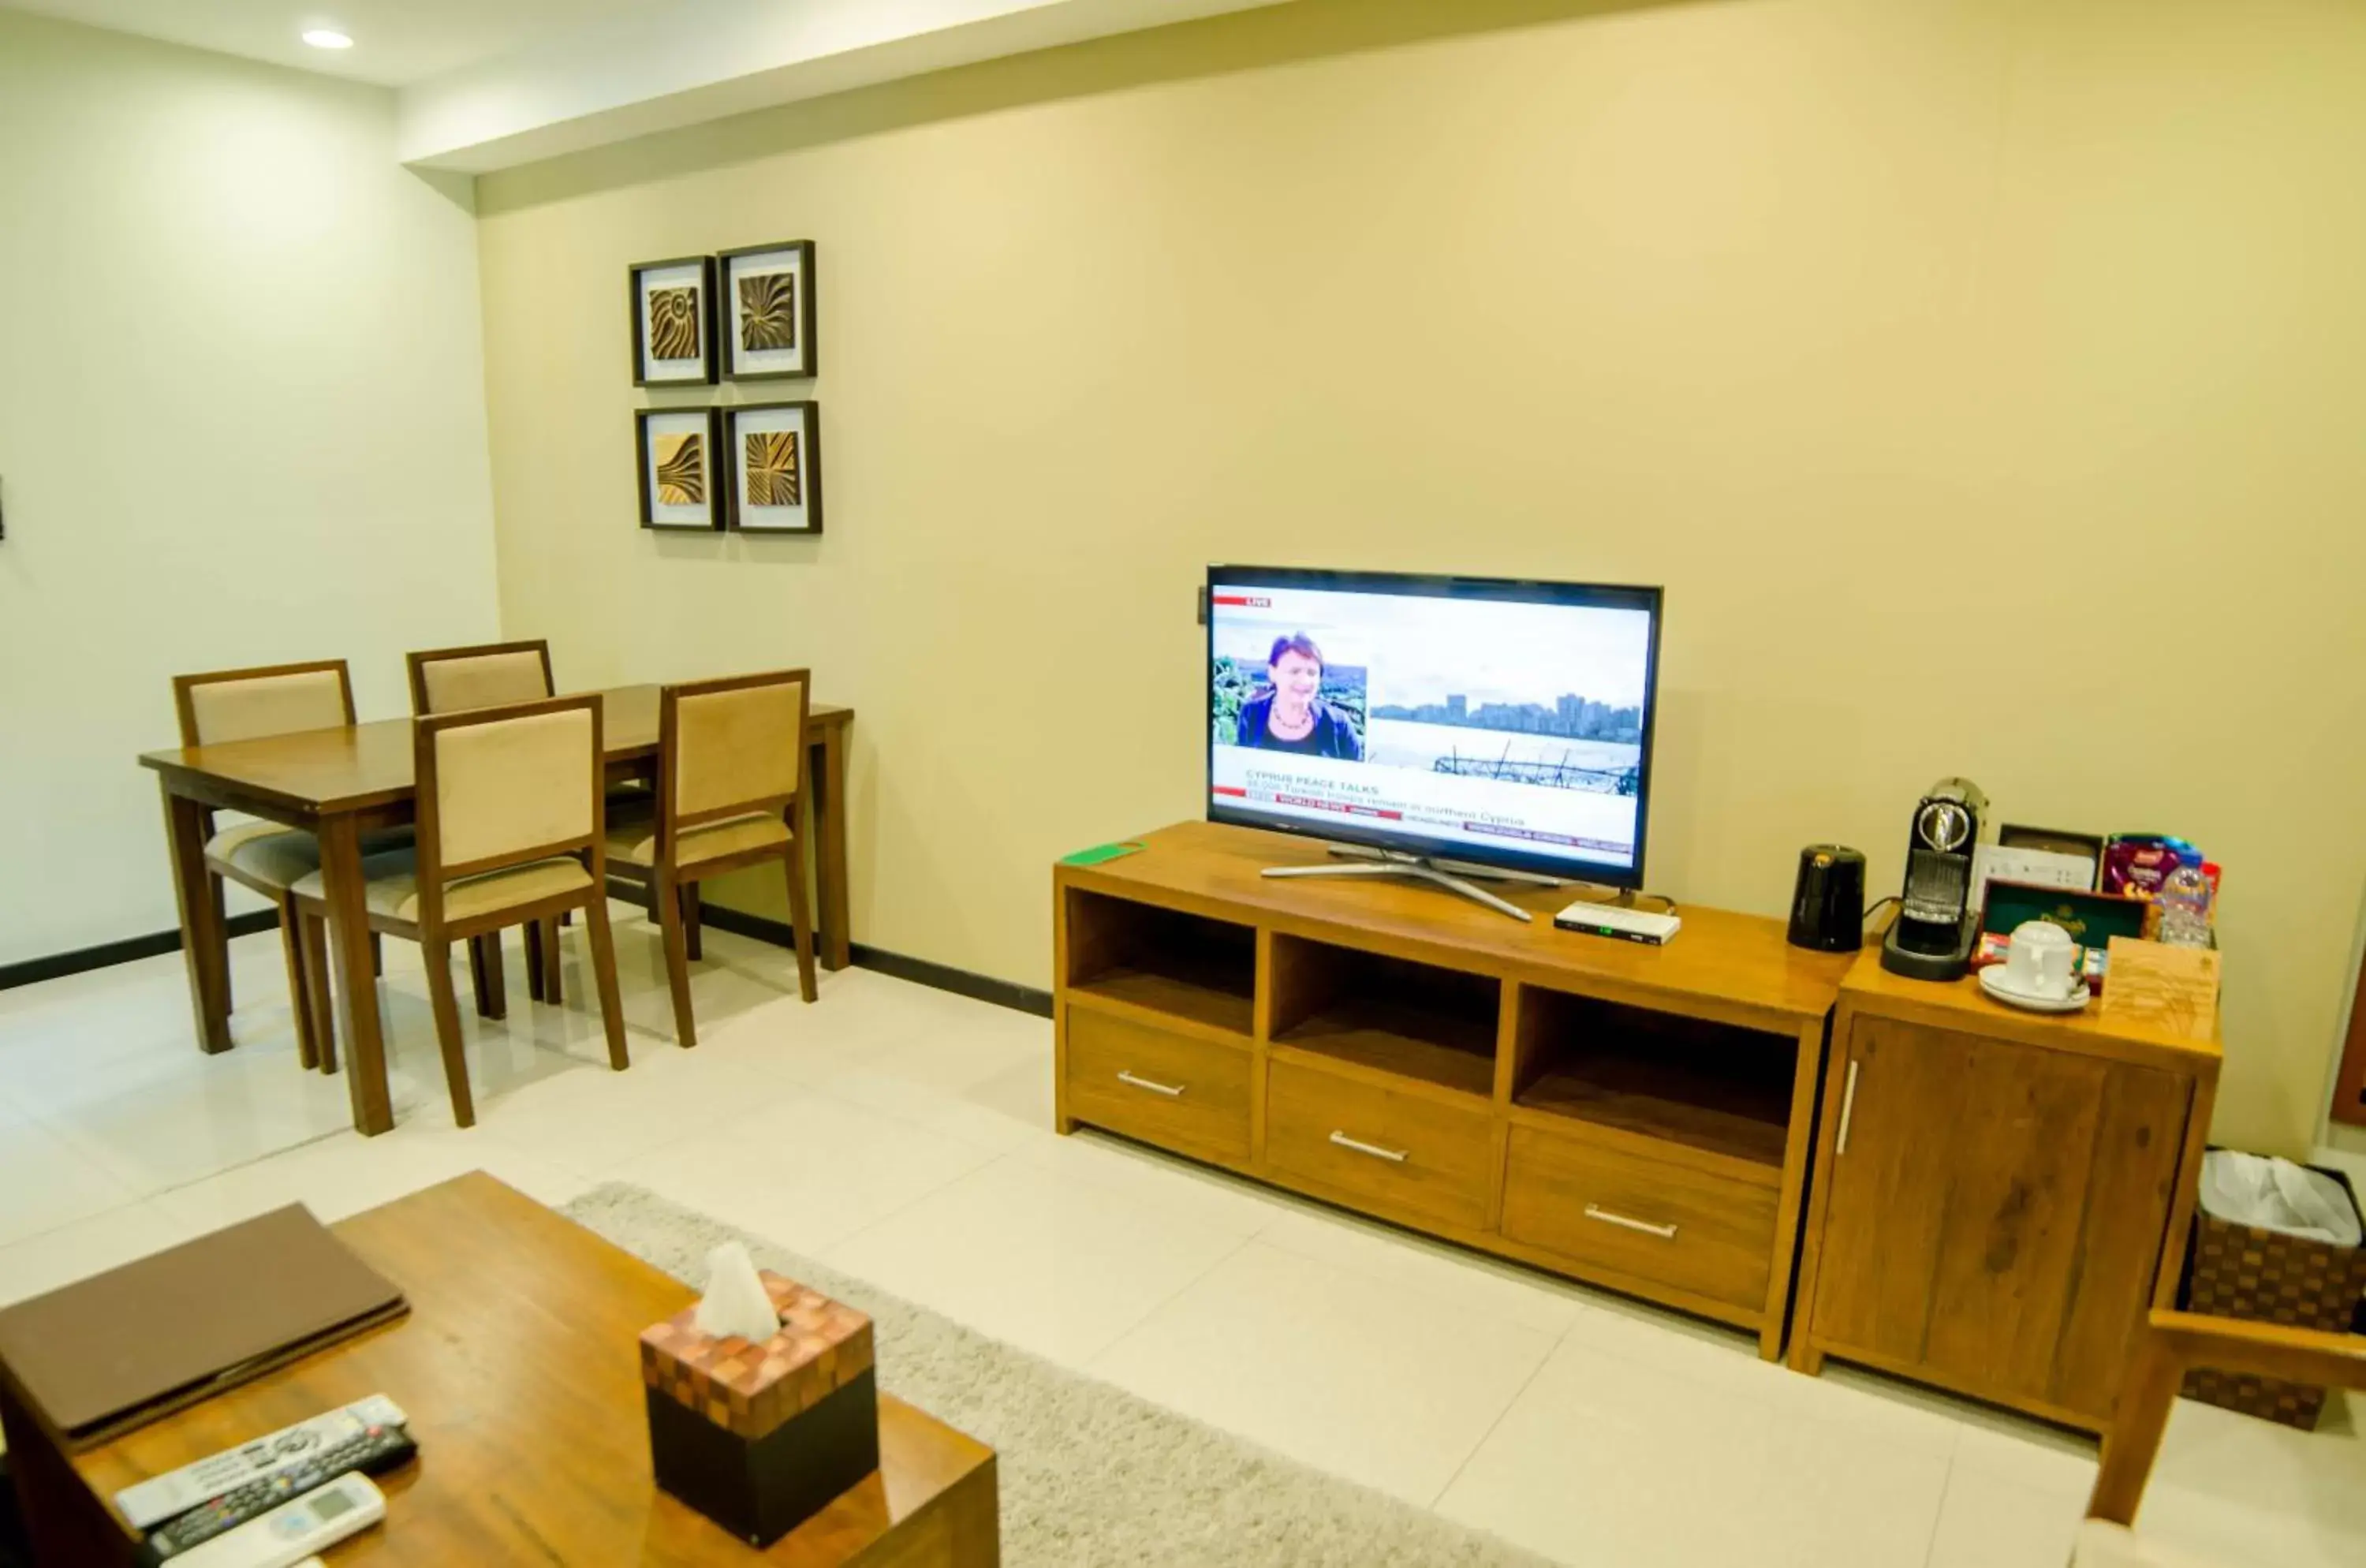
[401,0,1298,170]
[11,0,1304,170]
[2,0,657,85]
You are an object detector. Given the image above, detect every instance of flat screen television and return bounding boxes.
[1206,566,1664,889]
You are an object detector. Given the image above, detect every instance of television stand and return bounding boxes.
[1054,820,1859,1361]
[1260,846,1539,922]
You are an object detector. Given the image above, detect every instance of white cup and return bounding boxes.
[2006,920,2078,998]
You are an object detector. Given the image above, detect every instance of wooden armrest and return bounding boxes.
[2091,1309,2366,1526]
[2145,1310,2366,1391]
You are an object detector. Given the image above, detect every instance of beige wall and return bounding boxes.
[0,12,501,962]
[476,0,2366,1157]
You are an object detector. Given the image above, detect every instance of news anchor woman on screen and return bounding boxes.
[1236,633,1364,760]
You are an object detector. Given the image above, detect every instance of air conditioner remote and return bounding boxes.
[113,1395,406,1530]
[142,1421,413,1558]
[139,1473,385,1568]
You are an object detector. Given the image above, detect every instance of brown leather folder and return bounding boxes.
[0,1204,406,1447]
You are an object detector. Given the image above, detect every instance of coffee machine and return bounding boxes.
[1879,778,1988,980]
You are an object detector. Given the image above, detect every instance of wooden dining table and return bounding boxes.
[139,685,853,1137]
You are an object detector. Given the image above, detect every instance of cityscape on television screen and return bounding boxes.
[1369,693,1642,745]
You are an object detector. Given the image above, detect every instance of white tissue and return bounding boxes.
[693,1241,783,1342]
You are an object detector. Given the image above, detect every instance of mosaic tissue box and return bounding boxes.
[640,1272,880,1547]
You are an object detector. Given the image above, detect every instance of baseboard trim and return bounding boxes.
[692,903,1053,1018]
[1,894,1062,1019]
[847,943,1054,1019]
[0,909,282,992]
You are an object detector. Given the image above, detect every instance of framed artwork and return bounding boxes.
[725,402,823,533]
[629,256,718,386]
[716,241,816,381]
[636,408,723,530]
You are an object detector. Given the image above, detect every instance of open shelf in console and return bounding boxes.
[1063,888,1256,1038]
[1267,935,1498,1099]
[1512,988,1794,1169]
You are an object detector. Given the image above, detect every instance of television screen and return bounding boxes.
[1206,567,1663,886]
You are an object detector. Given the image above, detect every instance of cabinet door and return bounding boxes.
[1809,1015,2190,1424]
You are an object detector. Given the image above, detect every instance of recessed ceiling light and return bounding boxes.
[301,28,353,50]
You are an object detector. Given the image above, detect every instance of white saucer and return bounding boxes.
[1980,965,2091,1014]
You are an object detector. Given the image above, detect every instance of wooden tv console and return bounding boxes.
[1052,821,1857,1358]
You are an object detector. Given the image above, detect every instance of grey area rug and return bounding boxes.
[562,1183,1554,1568]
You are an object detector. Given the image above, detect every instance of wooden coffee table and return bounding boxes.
[0,1174,998,1566]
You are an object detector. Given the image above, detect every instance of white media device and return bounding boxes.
[1552,900,1681,946]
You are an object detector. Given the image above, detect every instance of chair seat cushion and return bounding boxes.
[606,810,790,868]
[2070,1521,2222,1568]
[204,822,321,890]
[204,823,416,892]
[293,854,592,927]
[359,826,418,857]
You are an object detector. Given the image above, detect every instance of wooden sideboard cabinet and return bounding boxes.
[1789,953,2220,1432]
[1053,820,1858,1360]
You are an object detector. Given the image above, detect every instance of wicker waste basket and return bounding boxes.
[2180,1153,2366,1430]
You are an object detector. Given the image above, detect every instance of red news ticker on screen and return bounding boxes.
[1226,788,1402,821]
[1210,595,1271,607]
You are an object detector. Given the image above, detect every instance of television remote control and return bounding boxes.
[140,1473,385,1568]
[141,1421,413,1559]
[114,1394,407,1530]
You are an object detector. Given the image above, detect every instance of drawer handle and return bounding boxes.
[1584,1204,1679,1240]
[1329,1130,1409,1164]
[1836,1059,1861,1156]
[1116,1070,1185,1098]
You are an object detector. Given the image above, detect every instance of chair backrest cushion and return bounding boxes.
[674,678,805,819]
[420,650,551,715]
[188,669,347,746]
[432,707,594,868]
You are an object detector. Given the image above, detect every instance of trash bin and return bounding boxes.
[2179,1149,2366,1430]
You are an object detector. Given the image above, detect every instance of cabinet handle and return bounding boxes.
[1836,1059,1861,1156]
[1117,1070,1185,1098]
[1584,1204,1679,1240]
[1329,1130,1409,1163]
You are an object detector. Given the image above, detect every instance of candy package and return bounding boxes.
[2103,835,2204,902]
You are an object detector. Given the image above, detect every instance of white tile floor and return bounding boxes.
[3,909,2362,1566]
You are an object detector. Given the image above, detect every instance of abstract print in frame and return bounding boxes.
[636,408,724,530]
[726,402,823,533]
[717,241,816,381]
[629,256,719,386]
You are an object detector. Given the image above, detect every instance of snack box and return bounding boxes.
[1972,929,2110,992]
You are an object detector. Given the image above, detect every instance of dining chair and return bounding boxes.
[404,638,555,716]
[603,670,819,1047]
[170,659,371,1072]
[292,694,629,1127]
[405,638,574,1009]
[2080,1308,2366,1564]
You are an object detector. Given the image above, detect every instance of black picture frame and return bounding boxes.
[635,408,725,531]
[715,241,817,382]
[629,255,720,386]
[723,401,823,534]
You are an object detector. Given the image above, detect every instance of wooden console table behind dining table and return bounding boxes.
[139,685,853,1136]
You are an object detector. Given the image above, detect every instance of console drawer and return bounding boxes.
[1064,1006,1252,1163]
[1501,1125,1776,1311]
[1264,1058,1493,1230]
